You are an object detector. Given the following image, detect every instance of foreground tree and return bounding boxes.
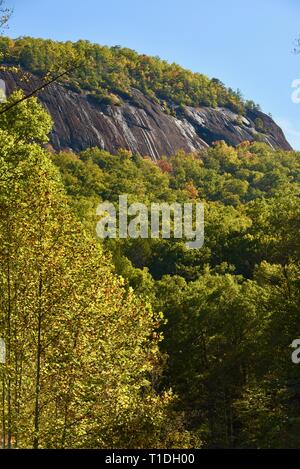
[0,92,191,448]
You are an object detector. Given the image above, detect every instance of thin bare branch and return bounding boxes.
[0,0,12,33]
[0,64,81,115]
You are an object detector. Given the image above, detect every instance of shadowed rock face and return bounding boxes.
[0,68,293,157]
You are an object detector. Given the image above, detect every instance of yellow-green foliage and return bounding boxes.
[0,36,246,113]
[0,93,196,449]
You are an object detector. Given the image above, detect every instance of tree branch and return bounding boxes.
[0,64,81,115]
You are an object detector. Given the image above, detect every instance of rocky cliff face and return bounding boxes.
[0,68,292,157]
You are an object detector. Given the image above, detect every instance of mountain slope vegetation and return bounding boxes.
[0,36,249,112]
[0,35,299,449]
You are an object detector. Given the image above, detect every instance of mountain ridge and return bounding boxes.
[0,36,292,156]
[0,67,292,157]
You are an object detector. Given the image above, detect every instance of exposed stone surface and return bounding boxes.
[0,68,292,157]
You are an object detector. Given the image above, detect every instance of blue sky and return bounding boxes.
[5,0,300,148]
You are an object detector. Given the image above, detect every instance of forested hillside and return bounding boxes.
[0,33,300,449]
[52,140,300,448]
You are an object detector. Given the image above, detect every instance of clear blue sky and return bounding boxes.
[5,0,300,148]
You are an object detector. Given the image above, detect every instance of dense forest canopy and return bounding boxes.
[0,36,260,113]
[52,141,300,448]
